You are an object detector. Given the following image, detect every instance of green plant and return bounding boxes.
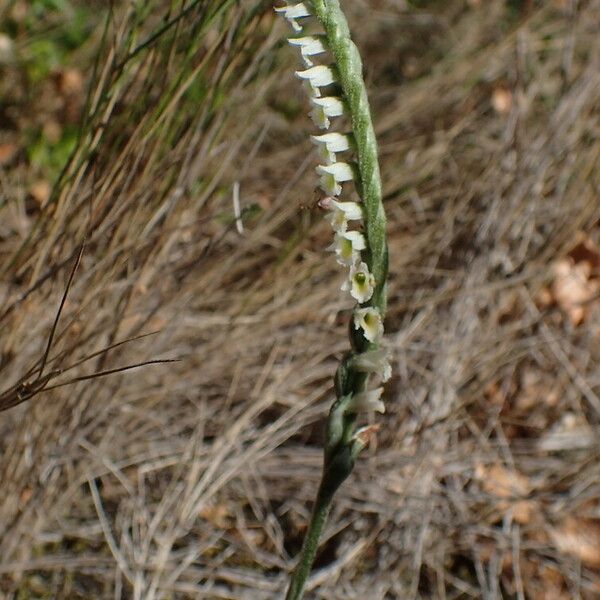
[276,2,390,598]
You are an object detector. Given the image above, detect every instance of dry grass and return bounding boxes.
[1,0,600,598]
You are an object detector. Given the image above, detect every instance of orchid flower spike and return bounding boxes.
[318,197,363,233]
[353,307,384,343]
[277,2,390,595]
[342,261,375,303]
[329,231,366,266]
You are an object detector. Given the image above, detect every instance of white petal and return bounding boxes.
[296,65,336,88]
[316,162,355,182]
[311,96,345,116]
[330,231,366,266]
[316,162,355,196]
[318,171,341,195]
[311,132,352,153]
[274,3,310,18]
[348,262,375,303]
[311,132,352,163]
[303,81,322,98]
[288,35,327,66]
[348,388,385,414]
[309,96,345,130]
[335,200,363,220]
[352,348,391,382]
[310,106,329,129]
[275,3,311,32]
[319,198,363,233]
[353,307,384,343]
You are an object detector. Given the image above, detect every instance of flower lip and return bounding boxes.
[344,261,375,303]
[319,198,363,233]
[316,162,355,196]
[351,347,391,381]
[309,96,345,129]
[329,231,366,266]
[353,307,384,343]
[348,388,385,414]
[311,132,353,163]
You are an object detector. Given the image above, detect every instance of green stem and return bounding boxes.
[285,488,333,600]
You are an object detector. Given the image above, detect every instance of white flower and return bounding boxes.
[318,197,363,232]
[288,35,327,67]
[353,307,384,343]
[274,3,311,32]
[309,96,345,129]
[310,132,353,163]
[316,162,355,196]
[302,80,321,99]
[342,261,375,303]
[329,231,366,266]
[348,388,385,414]
[352,348,391,381]
[295,65,336,91]
[351,424,381,453]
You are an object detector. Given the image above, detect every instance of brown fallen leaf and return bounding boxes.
[58,67,84,96]
[475,463,534,524]
[0,143,18,166]
[29,180,51,205]
[521,560,570,600]
[551,258,598,326]
[550,516,600,568]
[199,504,232,529]
[492,85,512,115]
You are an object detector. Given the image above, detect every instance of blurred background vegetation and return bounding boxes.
[1,0,599,598]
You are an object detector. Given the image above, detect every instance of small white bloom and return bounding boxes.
[310,132,353,163]
[352,348,391,381]
[351,424,381,454]
[274,3,311,32]
[316,162,355,196]
[348,387,385,414]
[342,261,375,303]
[288,35,327,67]
[309,96,345,129]
[319,197,363,232]
[353,307,384,343]
[329,231,366,266]
[295,65,336,94]
[302,80,321,99]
